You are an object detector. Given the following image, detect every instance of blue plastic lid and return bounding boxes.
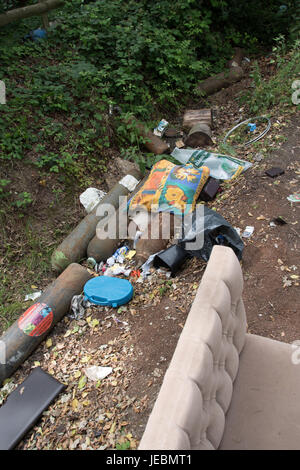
[83,276,134,308]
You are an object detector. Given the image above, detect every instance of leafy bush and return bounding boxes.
[0,0,298,179]
[240,37,300,114]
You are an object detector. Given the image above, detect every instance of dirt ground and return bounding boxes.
[1,60,299,450]
[215,113,300,343]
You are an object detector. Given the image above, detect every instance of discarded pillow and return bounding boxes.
[129,159,210,216]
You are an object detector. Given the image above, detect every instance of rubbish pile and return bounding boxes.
[0,104,267,450]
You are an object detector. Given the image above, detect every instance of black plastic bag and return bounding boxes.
[179,206,244,262]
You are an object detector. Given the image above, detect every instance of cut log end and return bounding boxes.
[185,123,213,148]
[183,108,212,131]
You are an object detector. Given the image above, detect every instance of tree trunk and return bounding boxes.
[0,0,64,27]
[40,0,50,30]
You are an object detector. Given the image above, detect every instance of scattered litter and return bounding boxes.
[271,217,287,226]
[112,315,129,329]
[156,268,172,278]
[125,250,136,260]
[287,193,300,203]
[265,167,285,178]
[141,251,164,276]
[79,188,106,213]
[242,226,254,238]
[130,269,141,278]
[171,147,252,180]
[84,366,113,382]
[70,294,91,320]
[24,291,42,302]
[112,246,129,264]
[95,261,105,273]
[223,116,271,147]
[104,264,131,277]
[247,122,256,132]
[283,276,292,288]
[106,257,115,267]
[86,257,97,269]
[24,28,47,42]
[175,139,185,148]
[153,119,168,137]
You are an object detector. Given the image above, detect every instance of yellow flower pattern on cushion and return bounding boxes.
[129,160,210,215]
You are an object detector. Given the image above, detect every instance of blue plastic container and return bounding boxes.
[83,276,133,308]
[247,122,256,132]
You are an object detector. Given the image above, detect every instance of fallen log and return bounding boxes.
[196,66,244,96]
[0,0,64,27]
[184,123,213,148]
[182,108,212,131]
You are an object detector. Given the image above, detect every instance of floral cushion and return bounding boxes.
[129,159,210,216]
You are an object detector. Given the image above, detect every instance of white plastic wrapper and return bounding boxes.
[242,226,254,238]
[104,264,131,277]
[85,366,113,381]
[79,187,107,213]
[24,291,42,301]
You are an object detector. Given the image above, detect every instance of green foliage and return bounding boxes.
[0,0,297,182]
[240,37,300,114]
[0,179,11,209]
[116,440,131,450]
[14,191,33,208]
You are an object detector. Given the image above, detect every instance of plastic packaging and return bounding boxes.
[171,148,252,180]
[85,366,113,381]
[179,206,244,261]
[287,193,300,203]
[242,226,254,238]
